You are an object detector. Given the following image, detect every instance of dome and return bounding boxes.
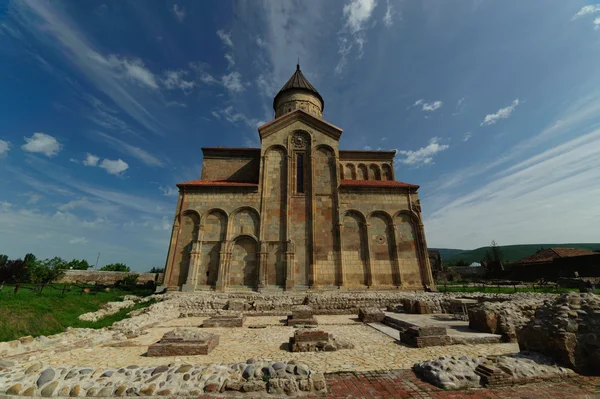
[273,64,324,119]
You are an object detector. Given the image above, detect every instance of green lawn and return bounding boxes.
[0,284,155,342]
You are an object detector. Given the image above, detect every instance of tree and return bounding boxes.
[29,257,68,284]
[455,259,469,266]
[484,240,504,264]
[67,259,90,270]
[149,267,165,273]
[0,254,8,268]
[24,253,36,266]
[0,258,30,283]
[100,263,130,272]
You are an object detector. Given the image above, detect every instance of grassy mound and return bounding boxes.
[0,285,154,342]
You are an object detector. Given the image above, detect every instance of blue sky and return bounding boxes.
[1,0,600,271]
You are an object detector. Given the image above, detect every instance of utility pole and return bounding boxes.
[94,253,100,270]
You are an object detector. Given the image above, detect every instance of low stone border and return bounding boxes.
[0,360,326,397]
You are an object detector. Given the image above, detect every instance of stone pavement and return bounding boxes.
[29,315,519,373]
[180,370,600,398]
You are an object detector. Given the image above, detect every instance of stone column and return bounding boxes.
[390,223,402,288]
[364,222,374,287]
[337,222,345,288]
[258,242,267,290]
[417,222,435,288]
[215,240,231,292]
[285,240,296,290]
[182,240,201,292]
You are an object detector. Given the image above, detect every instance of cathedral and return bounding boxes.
[163,65,435,292]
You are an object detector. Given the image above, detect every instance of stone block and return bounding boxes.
[286,317,318,327]
[202,314,244,328]
[293,330,330,342]
[291,305,314,320]
[227,300,246,311]
[401,325,449,348]
[147,329,219,356]
[358,307,385,323]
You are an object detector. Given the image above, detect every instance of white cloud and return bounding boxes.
[481,99,519,126]
[383,0,394,28]
[159,186,178,197]
[221,71,244,93]
[0,139,10,157]
[396,137,449,166]
[572,5,600,20]
[82,153,100,166]
[336,0,378,75]
[94,132,163,167]
[22,132,62,157]
[422,100,443,112]
[224,53,235,69]
[172,4,186,22]
[211,111,220,119]
[343,0,377,33]
[256,37,266,47]
[99,55,159,89]
[216,30,233,47]
[595,17,600,30]
[413,99,443,112]
[463,132,472,142]
[99,158,128,175]
[162,70,195,92]
[69,236,88,244]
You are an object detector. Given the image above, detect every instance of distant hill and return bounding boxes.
[433,243,600,265]
[429,248,468,260]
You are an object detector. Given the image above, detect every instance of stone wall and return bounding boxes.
[56,270,163,285]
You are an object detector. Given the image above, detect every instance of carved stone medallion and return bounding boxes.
[292,133,307,149]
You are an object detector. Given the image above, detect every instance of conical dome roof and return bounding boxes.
[273,64,324,111]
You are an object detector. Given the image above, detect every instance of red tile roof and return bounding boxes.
[513,248,596,265]
[339,180,419,189]
[176,180,259,188]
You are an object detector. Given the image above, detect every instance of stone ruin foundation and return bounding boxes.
[358,307,385,323]
[289,329,355,352]
[202,313,245,328]
[287,305,318,327]
[147,328,219,356]
[517,293,600,375]
[401,326,452,348]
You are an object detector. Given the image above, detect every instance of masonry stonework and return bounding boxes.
[163,64,434,292]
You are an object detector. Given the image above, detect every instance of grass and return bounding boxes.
[0,284,155,342]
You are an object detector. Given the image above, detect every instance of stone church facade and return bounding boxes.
[163,65,434,292]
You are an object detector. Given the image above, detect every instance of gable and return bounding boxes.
[258,109,342,142]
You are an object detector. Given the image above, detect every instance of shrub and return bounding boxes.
[100,263,130,272]
[116,274,139,287]
[0,259,30,283]
[29,257,68,284]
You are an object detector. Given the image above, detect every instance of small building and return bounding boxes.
[469,262,481,267]
[512,248,596,268]
[509,248,597,281]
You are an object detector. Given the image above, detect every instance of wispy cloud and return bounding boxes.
[172,4,186,22]
[396,137,449,167]
[425,128,600,248]
[462,132,472,142]
[383,0,395,28]
[572,4,600,27]
[213,106,263,128]
[216,30,235,68]
[413,99,443,112]
[22,132,62,157]
[336,0,378,75]
[162,70,195,92]
[481,99,519,126]
[94,132,164,167]
[69,236,88,244]
[0,139,10,157]
[159,186,178,197]
[13,0,164,135]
